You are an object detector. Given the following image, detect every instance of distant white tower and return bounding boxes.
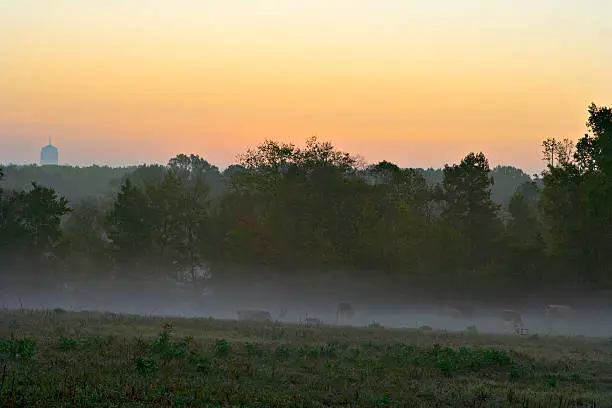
[40,137,59,166]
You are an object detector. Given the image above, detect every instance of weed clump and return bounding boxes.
[58,336,78,351]
[134,356,158,376]
[150,323,188,360]
[421,344,516,376]
[0,337,36,360]
[214,339,230,357]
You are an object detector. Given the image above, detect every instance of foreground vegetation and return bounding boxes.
[1,309,611,407]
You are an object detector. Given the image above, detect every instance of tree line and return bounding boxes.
[0,103,610,299]
[1,162,532,210]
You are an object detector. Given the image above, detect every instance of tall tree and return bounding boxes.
[227,137,362,268]
[363,161,433,273]
[0,183,70,264]
[167,154,213,288]
[502,181,546,289]
[584,103,612,174]
[440,152,501,271]
[507,181,541,244]
[107,178,154,272]
[0,167,12,256]
[18,183,71,254]
[64,198,110,253]
[538,103,612,286]
[541,138,574,167]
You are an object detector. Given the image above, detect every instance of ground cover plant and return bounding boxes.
[1,309,611,407]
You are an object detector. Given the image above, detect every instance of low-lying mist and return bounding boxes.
[2,274,611,339]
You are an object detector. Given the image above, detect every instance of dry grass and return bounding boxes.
[1,308,611,407]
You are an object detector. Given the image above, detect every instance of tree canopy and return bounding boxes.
[1,104,611,300]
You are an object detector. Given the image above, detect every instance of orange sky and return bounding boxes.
[0,0,610,173]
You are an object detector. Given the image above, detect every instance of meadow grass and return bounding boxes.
[1,308,611,407]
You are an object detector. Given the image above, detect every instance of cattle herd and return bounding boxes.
[235,302,577,334]
[236,302,356,326]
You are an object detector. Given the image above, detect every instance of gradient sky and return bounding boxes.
[1,0,610,173]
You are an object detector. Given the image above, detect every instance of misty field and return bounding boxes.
[1,309,611,408]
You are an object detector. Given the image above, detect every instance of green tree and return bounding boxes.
[440,152,502,271]
[538,103,612,287]
[225,137,361,269]
[144,170,186,273]
[167,154,213,286]
[367,161,430,214]
[0,167,12,255]
[19,183,71,253]
[501,181,546,289]
[542,137,574,167]
[107,178,154,271]
[0,183,71,260]
[108,161,213,285]
[124,164,167,189]
[490,165,533,212]
[363,161,433,273]
[61,197,113,279]
[507,181,541,244]
[583,103,612,174]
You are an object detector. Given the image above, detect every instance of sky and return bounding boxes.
[0,0,610,174]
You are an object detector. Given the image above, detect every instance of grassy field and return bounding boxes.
[0,309,611,407]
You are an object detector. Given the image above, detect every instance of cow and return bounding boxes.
[499,309,524,333]
[336,302,354,324]
[236,310,273,323]
[545,304,575,323]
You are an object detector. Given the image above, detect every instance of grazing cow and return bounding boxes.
[236,310,273,323]
[545,304,575,323]
[500,309,524,333]
[336,302,354,324]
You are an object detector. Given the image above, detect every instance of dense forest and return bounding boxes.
[0,103,610,304]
